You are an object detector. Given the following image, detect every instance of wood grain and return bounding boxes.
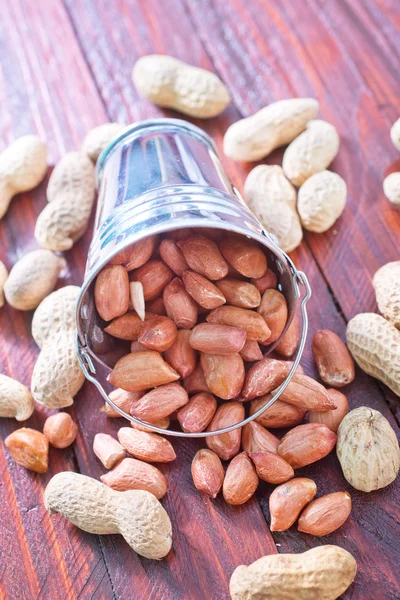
[0,0,399,598]
[0,1,113,598]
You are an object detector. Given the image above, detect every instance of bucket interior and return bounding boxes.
[77,226,299,370]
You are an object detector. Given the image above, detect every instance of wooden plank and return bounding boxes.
[0,1,114,598]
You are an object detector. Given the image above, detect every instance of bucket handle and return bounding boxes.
[77,270,311,438]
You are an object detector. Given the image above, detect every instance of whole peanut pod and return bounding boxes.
[0,135,47,220]
[372,261,400,328]
[132,55,231,118]
[35,152,96,251]
[282,120,340,186]
[346,313,400,396]
[337,407,400,492]
[44,472,172,559]
[4,250,66,310]
[31,286,85,408]
[390,117,400,151]
[223,98,319,161]
[0,260,8,307]
[298,171,347,233]
[244,165,302,254]
[383,172,400,207]
[230,545,357,600]
[0,374,34,421]
[81,122,125,162]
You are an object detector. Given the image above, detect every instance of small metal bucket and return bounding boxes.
[76,118,311,437]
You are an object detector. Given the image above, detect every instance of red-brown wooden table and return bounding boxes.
[0,1,399,599]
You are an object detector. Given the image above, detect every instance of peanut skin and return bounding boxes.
[0,135,47,220]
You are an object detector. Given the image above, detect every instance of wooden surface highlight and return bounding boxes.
[0,0,399,598]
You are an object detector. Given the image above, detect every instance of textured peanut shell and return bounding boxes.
[373,261,400,328]
[132,55,230,118]
[82,123,125,162]
[35,152,96,251]
[244,165,297,211]
[246,200,302,254]
[230,545,357,600]
[346,312,400,396]
[31,286,84,408]
[44,472,172,559]
[32,331,85,408]
[283,120,340,186]
[383,172,400,206]
[4,249,66,310]
[0,374,34,421]
[32,285,80,347]
[337,407,400,492]
[223,98,319,161]
[390,117,400,151]
[0,135,47,219]
[298,170,347,232]
[0,260,8,307]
